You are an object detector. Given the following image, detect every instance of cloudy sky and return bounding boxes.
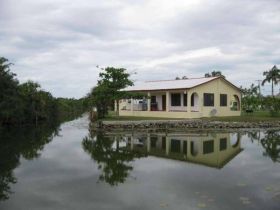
[0,0,279,98]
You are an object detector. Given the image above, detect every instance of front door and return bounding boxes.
[162,95,166,111]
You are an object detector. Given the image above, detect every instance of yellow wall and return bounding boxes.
[119,78,241,119]
[124,132,242,168]
[188,78,241,117]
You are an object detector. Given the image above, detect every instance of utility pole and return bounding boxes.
[255,80,262,97]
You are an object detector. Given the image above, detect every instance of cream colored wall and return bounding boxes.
[187,78,241,117]
[119,78,241,118]
[119,109,204,119]
[155,95,163,110]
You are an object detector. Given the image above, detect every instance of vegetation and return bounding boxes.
[175,71,225,80]
[240,65,280,117]
[240,83,261,111]
[247,130,280,163]
[205,70,225,78]
[261,130,280,163]
[262,65,280,96]
[56,97,87,121]
[0,57,87,125]
[0,122,61,200]
[175,76,188,80]
[87,67,134,119]
[82,130,146,185]
[262,97,280,117]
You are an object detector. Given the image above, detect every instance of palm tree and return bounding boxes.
[262,65,280,96]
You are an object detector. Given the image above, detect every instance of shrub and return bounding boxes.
[262,97,280,117]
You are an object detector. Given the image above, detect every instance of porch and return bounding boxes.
[118,90,201,118]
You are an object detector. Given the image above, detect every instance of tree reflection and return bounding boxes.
[82,131,147,186]
[246,131,261,143]
[261,130,280,163]
[0,124,60,201]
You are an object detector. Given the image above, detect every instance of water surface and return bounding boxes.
[0,116,279,210]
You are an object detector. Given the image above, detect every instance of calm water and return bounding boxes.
[0,116,279,210]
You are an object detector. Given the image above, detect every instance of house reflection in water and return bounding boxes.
[121,132,242,169]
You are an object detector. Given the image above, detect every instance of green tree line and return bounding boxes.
[241,65,280,116]
[0,57,88,125]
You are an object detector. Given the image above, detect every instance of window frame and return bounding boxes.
[171,93,181,106]
[220,94,227,107]
[151,96,156,104]
[203,93,214,107]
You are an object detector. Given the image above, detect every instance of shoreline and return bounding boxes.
[90,119,280,132]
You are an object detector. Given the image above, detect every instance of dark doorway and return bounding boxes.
[162,95,166,111]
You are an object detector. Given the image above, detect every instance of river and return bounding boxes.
[0,115,279,210]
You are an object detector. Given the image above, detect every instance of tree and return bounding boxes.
[0,57,22,124]
[88,85,111,119]
[19,81,42,124]
[261,130,280,163]
[175,76,188,80]
[0,56,87,125]
[90,67,133,118]
[262,96,280,116]
[205,70,225,78]
[240,83,261,111]
[82,131,146,185]
[262,65,280,97]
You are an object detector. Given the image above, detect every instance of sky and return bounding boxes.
[0,0,279,98]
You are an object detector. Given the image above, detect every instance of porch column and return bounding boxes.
[166,91,170,112]
[131,98,133,113]
[187,92,191,113]
[114,100,117,112]
[147,92,151,111]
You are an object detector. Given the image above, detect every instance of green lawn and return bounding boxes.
[104,115,178,121]
[203,111,280,122]
[103,111,280,122]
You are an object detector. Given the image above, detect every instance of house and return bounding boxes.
[118,132,242,169]
[117,76,241,118]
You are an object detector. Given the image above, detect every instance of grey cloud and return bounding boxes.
[0,0,279,98]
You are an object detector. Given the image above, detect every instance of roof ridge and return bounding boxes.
[145,76,218,83]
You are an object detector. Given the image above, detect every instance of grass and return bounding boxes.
[104,115,178,121]
[203,112,280,122]
[103,111,280,122]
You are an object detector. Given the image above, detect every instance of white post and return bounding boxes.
[166,91,170,112]
[147,92,151,111]
[187,92,191,113]
[131,98,133,113]
[114,100,117,112]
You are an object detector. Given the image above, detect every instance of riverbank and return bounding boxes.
[91,118,280,131]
